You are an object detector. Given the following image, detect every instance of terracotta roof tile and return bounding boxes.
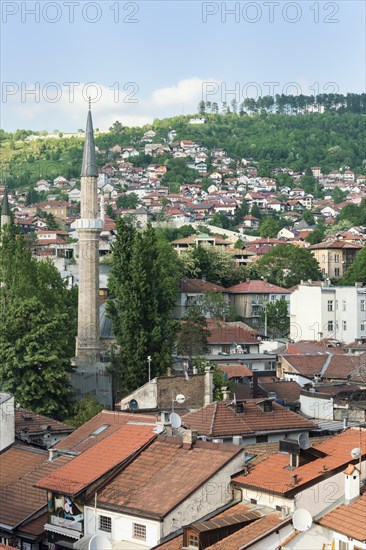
[182,401,314,438]
[207,513,283,549]
[93,437,242,518]
[36,423,156,495]
[0,454,71,528]
[180,279,227,293]
[220,365,253,379]
[233,428,366,496]
[53,410,157,453]
[0,446,46,488]
[207,322,259,344]
[15,407,73,436]
[319,491,366,541]
[228,280,290,294]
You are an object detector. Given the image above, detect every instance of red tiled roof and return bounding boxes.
[180,279,227,293]
[15,407,73,436]
[92,437,242,518]
[228,280,290,294]
[207,513,283,549]
[53,410,157,453]
[207,322,259,344]
[309,240,362,250]
[36,423,156,495]
[282,353,366,381]
[182,400,314,438]
[0,446,47,488]
[233,428,366,496]
[0,454,71,528]
[319,491,366,541]
[220,365,253,379]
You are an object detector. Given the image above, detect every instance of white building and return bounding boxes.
[290,282,366,342]
[0,393,15,452]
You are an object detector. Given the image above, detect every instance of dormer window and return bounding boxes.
[263,401,273,412]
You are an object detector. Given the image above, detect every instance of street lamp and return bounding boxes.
[147,356,152,382]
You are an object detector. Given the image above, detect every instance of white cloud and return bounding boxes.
[1,77,218,131]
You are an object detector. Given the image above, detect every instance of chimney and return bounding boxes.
[343,464,360,504]
[343,417,348,429]
[222,386,231,401]
[204,366,214,406]
[192,366,198,375]
[182,429,197,449]
[291,474,298,485]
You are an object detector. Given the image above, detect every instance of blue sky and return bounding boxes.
[1,0,365,131]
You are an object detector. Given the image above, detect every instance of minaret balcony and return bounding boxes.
[72,219,103,230]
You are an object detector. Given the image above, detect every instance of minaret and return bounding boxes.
[1,186,11,227]
[74,106,103,364]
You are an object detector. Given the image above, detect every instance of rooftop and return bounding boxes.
[227,280,290,294]
[319,491,366,541]
[90,436,242,518]
[233,428,366,496]
[182,400,315,438]
[36,423,156,495]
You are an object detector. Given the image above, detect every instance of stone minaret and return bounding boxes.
[1,186,11,227]
[74,108,103,364]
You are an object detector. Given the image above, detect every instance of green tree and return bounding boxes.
[259,217,281,238]
[332,186,348,204]
[69,395,103,427]
[116,192,139,209]
[302,210,315,226]
[176,308,209,367]
[0,228,77,418]
[260,299,289,337]
[107,220,181,393]
[256,244,322,287]
[180,245,246,287]
[341,246,366,284]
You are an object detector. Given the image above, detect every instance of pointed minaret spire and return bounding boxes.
[81,102,98,177]
[1,186,11,227]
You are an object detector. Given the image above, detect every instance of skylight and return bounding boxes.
[90,424,109,436]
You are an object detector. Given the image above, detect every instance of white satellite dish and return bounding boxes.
[298,433,310,450]
[170,412,182,429]
[351,447,361,459]
[176,393,186,404]
[89,535,112,550]
[292,509,313,532]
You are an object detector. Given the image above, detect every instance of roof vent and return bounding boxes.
[22,414,33,421]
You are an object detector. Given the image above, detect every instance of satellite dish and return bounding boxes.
[170,412,182,429]
[89,535,112,550]
[298,433,310,450]
[129,399,139,412]
[292,509,313,532]
[176,394,186,404]
[351,447,361,459]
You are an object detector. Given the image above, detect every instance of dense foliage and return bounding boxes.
[107,220,181,394]
[0,227,77,418]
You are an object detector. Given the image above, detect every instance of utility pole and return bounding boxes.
[147,355,152,382]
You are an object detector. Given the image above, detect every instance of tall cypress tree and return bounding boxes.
[108,220,180,393]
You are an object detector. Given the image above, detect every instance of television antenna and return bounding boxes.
[292,509,313,532]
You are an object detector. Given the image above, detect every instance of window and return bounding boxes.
[327,300,334,312]
[335,268,340,276]
[256,434,268,443]
[250,498,257,504]
[99,515,111,533]
[188,533,199,548]
[361,300,365,312]
[342,300,346,311]
[328,321,334,331]
[361,323,365,332]
[342,321,347,331]
[339,541,349,550]
[334,254,340,263]
[133,523,146,541]
[91,424,110,436]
